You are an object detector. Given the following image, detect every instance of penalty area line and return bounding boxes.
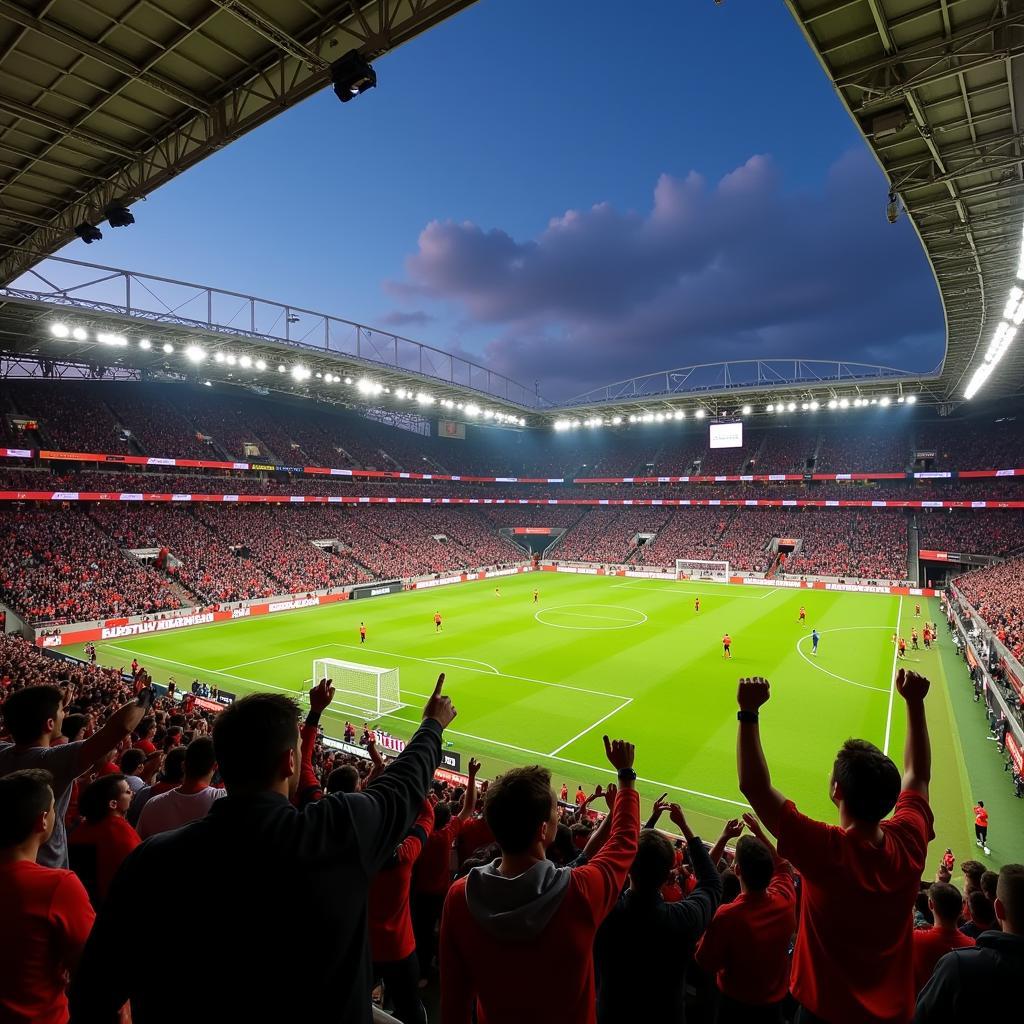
[373,707,749,811]
[548,698,633,757]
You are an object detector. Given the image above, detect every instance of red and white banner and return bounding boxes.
[4,490,1023,510]
[409,566,528,590]
[1006,732,1023,774]
[36,593,348,648]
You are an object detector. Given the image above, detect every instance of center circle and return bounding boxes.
[535,603,648,631]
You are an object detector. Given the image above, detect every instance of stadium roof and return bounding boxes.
[2,1,1023,425]
[0,0,476,283]
[787,0,1024,402]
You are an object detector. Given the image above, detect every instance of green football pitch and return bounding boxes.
[70,573,988,862]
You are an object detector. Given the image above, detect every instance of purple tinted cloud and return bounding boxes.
[378,309,434,329]
[387,150,944,400]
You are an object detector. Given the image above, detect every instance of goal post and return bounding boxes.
[675,558,730,583]
[312,657,402,720]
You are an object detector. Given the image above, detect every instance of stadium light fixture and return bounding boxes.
[642,412,654,423]
[72,327,88,341]
[277,364,286,373]
[765,404,774,412]
[809,400,819,411]
[315,372,323,379]
[906,394,917,404]
[897,395,905,404]
[97,332,128,347]
[612,415,622,425]
[870,398,878,405]
[655,412,665,422]
[419,393,436,405]
[695,408,706,419]
[800,402,809,411]
[839,398,850,409]
[344,376,353,385]
[239,355,252,369]
[827,398,838,409]
[741,404,752,415]
[481,406,493,417]
[185,345,206,364]
[292,364,310,381]
[465,404,480,417]
[49,323,70,338]
[331,50,376,103]
[139,338,151,350]
[214,352,225,364]
[162,343,174,354]
[880,396,891,407]
[74,223,102,244]
[786,402,796,412]
[255,359,266,371]
[226,354,237,366]
[105,203,135,228]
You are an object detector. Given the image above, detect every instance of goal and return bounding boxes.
[312,657,402,721]
[675,559,730,583]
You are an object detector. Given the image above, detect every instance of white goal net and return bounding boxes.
[312,657,402,721]
[676,558,730,583]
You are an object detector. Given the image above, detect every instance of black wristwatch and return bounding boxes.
[616,767,637,783]
[737,710,760,724]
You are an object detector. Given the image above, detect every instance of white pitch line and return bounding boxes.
[219,643,337,672]
[545,610,642,623]
[374,708,749,810]
[327,643,630,701]
[883,596,903,756]
[793,627,892,693]
[548,698,633,756]
[426,656,500,674]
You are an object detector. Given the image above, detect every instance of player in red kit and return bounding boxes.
[898,636,907,659]
[434,611,442,632]
[798,606,806,624]
[359,622,367,644]
[695,597,700,613]
[722,633,732,659]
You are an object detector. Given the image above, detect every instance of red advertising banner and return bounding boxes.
[1007,732,1023,774]
[919,550,951,561]
[1002,658,1024,699]
[512,527,557,535]
[4,491,1024,510]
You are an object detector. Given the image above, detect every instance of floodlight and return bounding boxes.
[185,345,206,364]
[240,355,252,369]
[278,365,286,373]
[809,400,819,411]
[344,377,353,385]
[906,394,917,404]
[214,352,225,364]
[655,412,665,422]
[74,223,102,244]
[292,364,310,381]
[786,402,796,412]
[162,343,174,354]
[880,396,891,407]
[465,404,480,417]
[741,404,751,415]
[766,404,774,412]
[331,50,376,102]
[642,413,654,423]
[673,410,684,420]
[50,323,70,338]
[139,338,151,350]
[72,327,88,341]
[255,359,266,371]
[801,402,809,411]
[612,415,622,424]
[827,398,838,409]
[628,414,638,423]
[226,354,237,366]
[839,398,849,409]
[695,409,706,419]
[105,203,135,228]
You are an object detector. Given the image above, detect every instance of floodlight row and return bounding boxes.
[964,224,1024,399]
[47,322,526,425]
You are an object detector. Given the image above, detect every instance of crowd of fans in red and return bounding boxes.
[956,554,1024,661]
[0,631,1019,1024]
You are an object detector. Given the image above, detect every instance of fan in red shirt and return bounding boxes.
[574,785,587,809]
[440,735,640,1024]
[412,758,481,982]
[0,769,95,1024]
[68,774,141,909]
[736,669,934,1024]
[368,797,435,1024]
[912,882,975,993]
[695,813,797,1019]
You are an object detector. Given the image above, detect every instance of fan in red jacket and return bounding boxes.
[912,882,975,993]
[369,798,434,1024]
[440,736,640,1024]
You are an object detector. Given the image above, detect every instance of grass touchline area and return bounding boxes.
[72,571,1014,864]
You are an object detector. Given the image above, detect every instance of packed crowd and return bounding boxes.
[1,631,1019,1024]
[956,555,1024,661]
[918,510,1024,558]
[0,509,183,624]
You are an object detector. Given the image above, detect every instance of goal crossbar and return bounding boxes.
[675,558,730,582]
[312,657,402,721]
